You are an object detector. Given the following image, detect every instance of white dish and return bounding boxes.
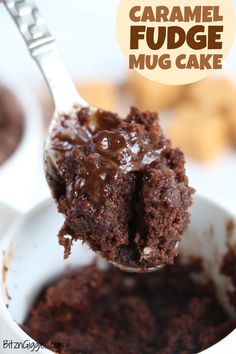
[0,201,19,241]
[0,82,46,212]
[0,194,236,353]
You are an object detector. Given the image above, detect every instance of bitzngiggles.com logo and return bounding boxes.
[2,339,64,352]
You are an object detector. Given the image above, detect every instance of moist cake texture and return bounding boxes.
[0,85,24,165]
[23,262,236,354]
[49,106,194,270]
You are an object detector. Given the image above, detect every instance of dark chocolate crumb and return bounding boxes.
[23,262,235,354]
[49,107,194,270]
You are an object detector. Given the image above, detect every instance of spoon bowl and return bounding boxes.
[2,0,181,273]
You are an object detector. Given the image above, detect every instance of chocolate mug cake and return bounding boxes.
[48,106,194,270]
[0,85,24,166]
[23,260,236,354]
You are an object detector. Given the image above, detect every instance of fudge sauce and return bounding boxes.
[0,85,24,165]
[49,107,194,270]
[23,262,236,354]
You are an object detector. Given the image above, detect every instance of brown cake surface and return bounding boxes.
[23,262,236,354]
[49,107,194,270]
[0,85,24,165]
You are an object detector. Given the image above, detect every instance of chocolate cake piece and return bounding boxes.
[0,85,24,165]
[49,106,194,270]
[23,262,236,354]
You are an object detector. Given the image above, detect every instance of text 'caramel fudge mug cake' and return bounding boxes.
[0,195,236,354]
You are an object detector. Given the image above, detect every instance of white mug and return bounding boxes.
[0,195,236,353]
[0,82,45,212]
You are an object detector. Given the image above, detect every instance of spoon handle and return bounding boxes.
[2,0,86,112]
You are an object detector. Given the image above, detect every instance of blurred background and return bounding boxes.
[0,0,236,215]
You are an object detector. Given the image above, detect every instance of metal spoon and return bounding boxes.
[2,0,176,273]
